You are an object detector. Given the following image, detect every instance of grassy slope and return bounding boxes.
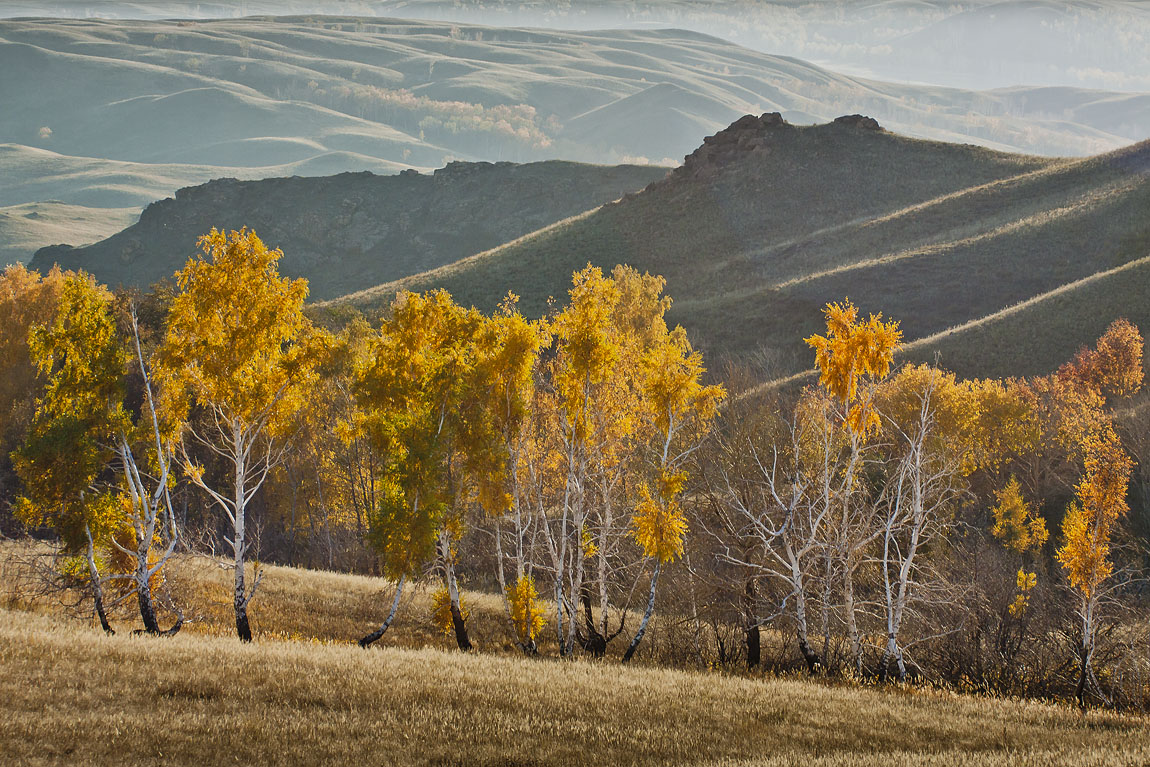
[2,553,1149,766]
[26,160,669,299]
[1,13,1148,216]
[337,119,1150,379]
[0,201,137,266]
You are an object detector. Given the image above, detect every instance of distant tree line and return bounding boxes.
[2,229,1149,708]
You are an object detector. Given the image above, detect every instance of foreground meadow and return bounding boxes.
[2,608,1148,767]
[1,541,1149,767]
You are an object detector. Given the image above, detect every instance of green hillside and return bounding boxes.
[334,114,1150,379]
[28,160,667,299]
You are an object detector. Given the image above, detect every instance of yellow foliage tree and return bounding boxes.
[623,325,723,663]
[505,574,546,646]
[805,298,901,435]
[156,228,315,642]
[11,272,184,636]
[990,476,1048,617]
[992,477,1048,555]
[1057,435,1133,706]
[0,264,67,463]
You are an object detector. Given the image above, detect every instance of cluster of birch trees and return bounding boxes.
[3,227,1149,708]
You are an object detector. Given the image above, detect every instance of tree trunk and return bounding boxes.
[622,562,660,663]
[442,542,472,651]
[797,630,821,673]
[821,555,833,672]
[743,578,760,668]
[359,575,405,648]
[581,587,606,657]
[745,621,761,669]
[1076,600,1094,708]
[880,633,908,682]
[449,599,472,651]
[85,526,114,635]
[843,565,862,675]
[793,584,821,673]
[233,426,253,643]
[136,576,160,634]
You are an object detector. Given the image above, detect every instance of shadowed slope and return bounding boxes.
[335,115,1150,378]
[28,160,668,299]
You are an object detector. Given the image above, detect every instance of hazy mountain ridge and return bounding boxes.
[334,114,1150,379]
[4,12,1150,263]
[6,1,1149,93]
[28,160,667,299]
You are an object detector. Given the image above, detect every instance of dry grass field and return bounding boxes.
[2,541,1150,766]
[3,608,1150,766]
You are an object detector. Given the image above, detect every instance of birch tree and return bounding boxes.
[622,326,723,662]
[14,273,182,634]
[1057,436,1134,706]
[804,298,901,673]
[157,228,315,642]
[874,369,965,682]
[475,297,550,653]
[355,289,497,651]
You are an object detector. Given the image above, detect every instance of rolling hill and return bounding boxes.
[334,114,1150,379]
[27,160,668,299]
[5,12,1150,264]
[8,1,1150,94]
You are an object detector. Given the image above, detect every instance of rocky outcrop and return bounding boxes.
[680,112,794,177]
[29,161,668,300]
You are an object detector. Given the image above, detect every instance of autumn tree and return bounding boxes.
[804,298,900,673]
[873,367,969,681]
[1058,437,1134,706]
[474,297,550,654]
[623,325,723,662]
[0,264,66,515]
[536,265,708,659]
[14,273,182,635]
[13,274,125,633]
[157,228,315,642]
[1049,321,1143,706]
[355,290,499,650]
[990,476,1048,618]
[541,265,628,656]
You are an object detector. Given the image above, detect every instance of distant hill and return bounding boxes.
[0,202,137,269]
[334,114,1150,380]
[6,13,1150,263]
[28,160,667,300]
[8,1,1150,93]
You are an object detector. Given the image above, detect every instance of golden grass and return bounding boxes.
[2,607,1149,766]
[3,540,1150,765]
[0,541,517,652]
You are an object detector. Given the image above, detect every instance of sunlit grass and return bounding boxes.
[2,607,1148,766]
[2,540,1150,765]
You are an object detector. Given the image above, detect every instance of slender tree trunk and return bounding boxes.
[1076,597,1094,708]
[581,586,606,657]
[744,577,760,668]
[441,533,472,651]
[821,555,833,672]
[85,525,114,635]
[794,588,821,673]
[623,562,660,663]
[136,570,160,634]
[843,561,862,675]
[787,550,821,673]
[359,575,405,648]
[233,426,253,643]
